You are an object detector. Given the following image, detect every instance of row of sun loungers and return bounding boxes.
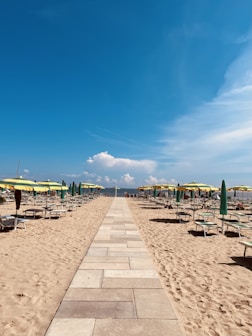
[0,193,101,231]
[142,197,252,258]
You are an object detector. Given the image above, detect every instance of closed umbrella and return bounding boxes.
[176,189,181,203]
[78,182,82,195]
[14,190,22,210]
[71,182,76,196]
[220,179,227,233]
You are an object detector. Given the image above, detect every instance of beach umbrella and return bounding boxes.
[95,185,105,189]
[178,181,212,192]
[71,182,76,196]
[78,182,82,195]
[220,180,227,233]
[81,182,97,188]
[0,177,49,192]
[14,190,21,210]
[137,185,153,191]
[38,180,69,191]
[152,184,176,190]
[176,189,181,203]
[228,185,252,200]
[0,177,48,214]
[38,180,68,205]
[61,189,66,199]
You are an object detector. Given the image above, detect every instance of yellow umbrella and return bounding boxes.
[137,185,153,191]
[0,177,48,212]
[228,185,252,200]
[38,180,68,190]
[152,184,176,190]
[0,177,48,192]
[178,181,212,191]
[81,182,97,189]
[228,185,252,191]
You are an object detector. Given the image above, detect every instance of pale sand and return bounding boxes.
[127,198,252,336]
[0,196,251,336]
[0,196,112,336]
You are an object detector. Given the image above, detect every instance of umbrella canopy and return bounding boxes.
[178,181,212,191]
[0,177,48,213]
[220,180,227,216]
[81,182,97,190]
[38,180,68,191]
[137,185,153,191]
[0,177,49,192]
[228,185,252,191]
[152,184,176,190]
[228,184,252,200]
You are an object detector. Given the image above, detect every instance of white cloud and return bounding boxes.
[87,151,156,173]
[158,36,252,185]
[121,173,135,185]
[145,176,168,185]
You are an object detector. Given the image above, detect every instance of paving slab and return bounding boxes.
[79,262,130,270]
[56,301,137,318]
[93,319,184,336]
[69,270,103,288]
[46,318,95,336]
[64,288,133,301]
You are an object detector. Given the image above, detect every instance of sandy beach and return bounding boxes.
[0,195,112,336]
[0,195,251,336]
[127,197,252,336]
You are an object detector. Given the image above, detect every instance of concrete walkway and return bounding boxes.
[45,197,185,336]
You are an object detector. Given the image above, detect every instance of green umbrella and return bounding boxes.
[71,181,76,196]
[176,189,180,203]
[220,180,227,233]
[78,182,82,195]
[61,189,66,199]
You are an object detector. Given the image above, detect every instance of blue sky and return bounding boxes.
[1,0,252,188]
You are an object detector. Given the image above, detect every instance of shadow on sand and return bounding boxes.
[221,256,252,271]
[150,218,188,224]
[187,229,217,237]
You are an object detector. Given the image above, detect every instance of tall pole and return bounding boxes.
[16,160,20,177]
[115,185,117,197]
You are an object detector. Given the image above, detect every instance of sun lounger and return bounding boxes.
[239,241,252,257]
[24,208,44,218]
[45,209,67,219]
[197,211,215,221]
[0,216,28,230]
[195,221,219,237]
[176,211,191,223]
[223,221,252,238]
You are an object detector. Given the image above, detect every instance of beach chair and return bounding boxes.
[197,211,215,221]
[239,241,252,257]
[194,220,219,237]
[0,216,27,230]
[176,211,191,223]
[223,221,252,238]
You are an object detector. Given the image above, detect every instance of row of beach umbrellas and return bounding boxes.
[138,181,252,193]
[0,177,105,212]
